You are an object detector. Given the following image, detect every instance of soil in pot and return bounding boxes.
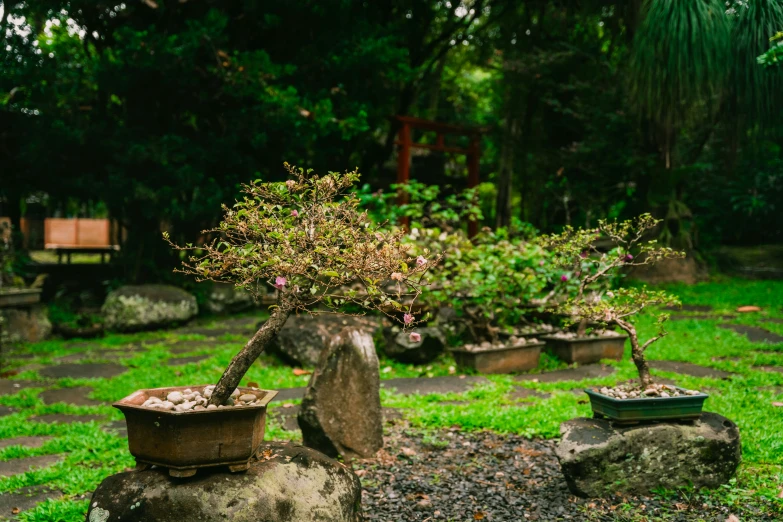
[585,382,708,423]
[450,337,544,374]
[541,330,626,364]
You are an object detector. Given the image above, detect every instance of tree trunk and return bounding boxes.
[208,303,293,406]
[615,319,652,388]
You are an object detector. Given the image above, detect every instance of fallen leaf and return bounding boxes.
[400,447,417,457]
[736,306,761,313]
[674,502,688,510]
[772,402,783,407]
[292,368,311,376]
[12,508,20,514]
[282,403,295,408]
[726,515,740,522]
[246,381,259,388]
[354,469,366,477]
[473,512,486,520]
[141,0,158,8]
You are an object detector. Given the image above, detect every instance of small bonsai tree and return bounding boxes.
[165,164,434,405]
[421,228,550,345]
[539,214,683,388]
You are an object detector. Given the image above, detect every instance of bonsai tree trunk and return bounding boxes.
[615,319,653,388]
[208,303,293,406]
[576,318,588,337]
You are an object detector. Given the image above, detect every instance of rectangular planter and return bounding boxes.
[540,334,627,364]
[114,385,277,477]
[450,341,544,374]
[585,387,709,422]
[0,288,42,308]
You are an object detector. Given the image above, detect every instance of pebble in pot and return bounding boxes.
[140,386,264,411]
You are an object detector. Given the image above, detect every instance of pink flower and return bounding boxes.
[580,251,588,259]
[416,256,427,266]
[560,274,568,282]
[286,180,296,190]
[391,272,403,281]
[274,276,287,290]
[539,260,545,266]
[291,209,299,217]
[403,313,414,325]
[625,254,633,262]
[409,332,421,342]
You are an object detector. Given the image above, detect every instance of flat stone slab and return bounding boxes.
[173,326,254,338]
[761,318,783,325]
[664,304,713,312]
[0,379,48,396]
[39,386,103,406]
[381,376,489,395]
[755,366,783,374]
[0,486,63,519]
[670,314,735,321]
[649,360,736,379]
[166,355,210,366]
[0,406,15,417]
[516,364,616,383]
[271,387,305,402]
[38,363,127,379]
[508,387,551,400]
[0,436,53,450]
[56,349,140,363]
[718,324,783,344]
[103,420,128,438]
[31,414,104,424]
[0,454,62,477]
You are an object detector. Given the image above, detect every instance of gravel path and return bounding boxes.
[355,424,780,521]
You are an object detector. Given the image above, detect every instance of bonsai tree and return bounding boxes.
[539,214,683,388]
[165,164,434,405]
[421,228,550,345]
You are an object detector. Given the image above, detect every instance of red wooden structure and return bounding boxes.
[394,116,486,237]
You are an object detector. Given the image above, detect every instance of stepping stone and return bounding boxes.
[0,436,53,450]
[174,327,253,338]
[38,363,127,379]
[508,387,551,400]
[515,364,615,383]
[758,386,783,395]
[649,360,736,379]
[56,350,137,364]
[271,387,305,402]
[762,318,783,325]
[166,355,210,366]
[0,380,47,396]
[0,406,15,417]
[103,420,128,438]
[381,376,489,395]
[755,366,783,374]
[718,324,783,344]
[39,386,103,406]
[712,356,743,362]
[0,485,63,519]
[664,304,713,312]
[670,314,735,321]
[31,414,104,424]
[0,454,62,477]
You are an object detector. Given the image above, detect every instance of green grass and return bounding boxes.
[2,279,783,520]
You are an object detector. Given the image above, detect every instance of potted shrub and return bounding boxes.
[540,214,708,421]
[114,165,433,476]
[424,229,551,373]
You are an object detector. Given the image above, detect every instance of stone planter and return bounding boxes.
[450,341,544,374]
[541,334,626,364]
[585,387,709,423]
[114,385,277,477]
[0,288,42,307]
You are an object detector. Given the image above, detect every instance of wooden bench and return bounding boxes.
[44,218,120,264]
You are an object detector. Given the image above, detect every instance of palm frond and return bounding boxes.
[629,0,732,127]
[732,0,783,127]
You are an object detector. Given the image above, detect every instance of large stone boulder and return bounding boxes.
[85,442,362,522]
[202,282,255,314]
[298,327,383,459]
[102,285,198,332]
[268,314,382,367]
[555,413,741,497]
[0,303,51,343]
[383,326,445,364]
